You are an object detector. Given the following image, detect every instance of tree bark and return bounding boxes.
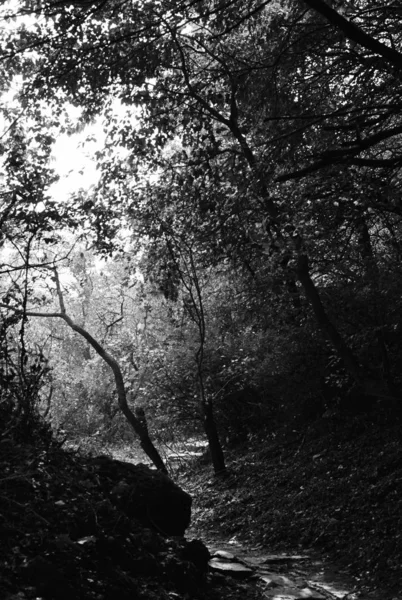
[356,216,394,391]
[295,252,401,403]
[303,0,402,69]
[202,400,226,474]
[296,253,365,385]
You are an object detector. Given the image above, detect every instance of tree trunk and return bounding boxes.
[115,398,167,474]
[296,252,401,404]
[139,435,167,473]
[72,333,168,473]
[356,216,396,395]
[133,406,168,473]
[296,252,365,385]
[2,270,168,474]
[57,315,168,472]
[202,400,226,475]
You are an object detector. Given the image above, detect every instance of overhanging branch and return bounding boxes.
[303,0,402,69]
[0,273,167,473]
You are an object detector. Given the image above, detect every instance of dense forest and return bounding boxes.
[1,1,402,598]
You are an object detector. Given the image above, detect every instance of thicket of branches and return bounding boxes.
[1,0,402,470]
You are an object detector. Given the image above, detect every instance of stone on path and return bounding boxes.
[205,542,350,600]
[262,554,307,564]
[208,558,254,579]
[242,555,273,567]
[213,550,237,561]
[259,573,295,588]
[263,586,325,599]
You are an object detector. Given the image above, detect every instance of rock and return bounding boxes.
[137,528,162,553]
[263,587,325,599]
[241,555,271,567]
[259,574,280,587]
[259,573,295,588]
[130,555,159,576]
[299,587,326,598]
[92,456,192,536]
[208,558,254,579]
[181,539,211,571]
[212,550,237,561]
[261,554,307,564]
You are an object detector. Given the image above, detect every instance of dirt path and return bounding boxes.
[193,535,366,600]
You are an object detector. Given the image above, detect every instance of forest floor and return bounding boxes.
[179,412,402,600]
[0,426,265,600]
[1,412,401,600]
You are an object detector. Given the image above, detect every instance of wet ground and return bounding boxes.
[197,536,367,600]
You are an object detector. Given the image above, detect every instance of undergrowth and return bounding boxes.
[181,412,402,599]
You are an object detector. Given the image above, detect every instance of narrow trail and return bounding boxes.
[191,534,364,600]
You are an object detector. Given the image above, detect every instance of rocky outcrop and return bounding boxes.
[91,456,192,536]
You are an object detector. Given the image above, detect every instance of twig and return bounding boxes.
[0,495,51,525]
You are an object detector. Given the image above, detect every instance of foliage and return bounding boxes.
[0,306,52,440]
[0,4,402,592]
[1,0,402,458]
[0,420,261,600]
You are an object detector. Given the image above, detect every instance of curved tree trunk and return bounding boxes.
[1,269,168,474]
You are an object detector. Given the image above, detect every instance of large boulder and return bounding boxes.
[91,456,192,536]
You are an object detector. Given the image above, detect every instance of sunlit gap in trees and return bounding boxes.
[48,98,140,250]
[48,106,103,205]
[48,97,141,202]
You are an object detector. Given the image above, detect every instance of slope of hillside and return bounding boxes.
[182,413,402,599]
[0,428,264,600]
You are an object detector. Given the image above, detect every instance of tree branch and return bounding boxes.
[0,273,167,473]
[303,0,402,69]
[277,124,402,180]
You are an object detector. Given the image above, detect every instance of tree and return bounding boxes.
[2,0,402,446]
[1,260,168,472]
[161,228,226,473]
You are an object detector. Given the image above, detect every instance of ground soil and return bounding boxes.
[0,427,265,600]
[1,411,401,599]
[179,412,402,600]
